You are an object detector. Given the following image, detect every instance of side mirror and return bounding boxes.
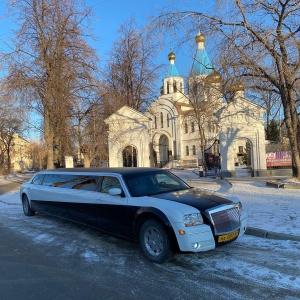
[108,188,123,196]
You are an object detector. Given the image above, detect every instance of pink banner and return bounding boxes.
[266,151,292,167]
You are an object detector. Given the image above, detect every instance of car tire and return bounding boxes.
[22,194,35,216]
[139,219,174,263]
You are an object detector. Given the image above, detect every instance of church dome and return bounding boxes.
[205,70,222,83]
[195,31,205,44]
[168,51,176,61]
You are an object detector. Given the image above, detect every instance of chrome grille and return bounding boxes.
[210,207,240,235]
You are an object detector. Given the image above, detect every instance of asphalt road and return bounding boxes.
[0,179,24,195]
[0,177,299,300]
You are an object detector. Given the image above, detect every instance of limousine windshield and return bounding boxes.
[124,171,190,197]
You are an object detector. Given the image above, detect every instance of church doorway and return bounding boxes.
[122,145,137,167]
[159,134,169,167]
[234,139,252,177]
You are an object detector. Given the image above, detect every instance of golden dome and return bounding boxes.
[168,51,176,61]
[205,70,222,83]
[195,31,205,44]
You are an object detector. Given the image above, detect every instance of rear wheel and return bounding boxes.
[139,219,174,263]
[22,194,35,216]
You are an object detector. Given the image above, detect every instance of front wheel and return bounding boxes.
[22,194,35,216]
[139,219,174,263]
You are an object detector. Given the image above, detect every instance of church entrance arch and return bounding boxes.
[122,145,137,167]
[158,134,169,167]
[234,138,253,177]
[219,129,267,178]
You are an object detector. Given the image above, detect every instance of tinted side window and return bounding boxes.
[41,174,75,186]
[41,174,99,192]
[31,174,44,185]
[100,176,122,193]
[72,176,99,191]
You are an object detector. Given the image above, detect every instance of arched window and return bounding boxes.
[167,114,170,127]
[173,80,177,92]
[180,82,183,92]
[122,146,137,167]
[167,82,170,94]
[185,122,188,134]
[154,116,157,129]
[161,112,164,128]
[192,145,196,155]
[186,146,189,156]
[191,122,195,133]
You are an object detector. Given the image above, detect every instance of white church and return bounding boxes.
[105,31,268,177]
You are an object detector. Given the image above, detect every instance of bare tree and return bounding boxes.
[0,107,23,173]
[154,0,300,179]
[26,140,48,170]
[185,74,223,171]
[102,18,161,114]
[0,84,25,173]
[73,96,108,168]
[2,0,99,169]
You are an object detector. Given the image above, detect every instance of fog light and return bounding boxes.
[192,242,201,249]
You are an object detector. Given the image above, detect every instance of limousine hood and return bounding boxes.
[152,188,234,212]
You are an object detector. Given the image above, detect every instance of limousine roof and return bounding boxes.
[40,167,162,175]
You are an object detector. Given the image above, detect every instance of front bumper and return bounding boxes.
[238,211,247,237]
[174,224,216,252]
[173,210,248,253]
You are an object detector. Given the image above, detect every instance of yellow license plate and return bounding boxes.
[218,230,239,242]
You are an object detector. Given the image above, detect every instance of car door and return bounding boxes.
[95,175,131,237]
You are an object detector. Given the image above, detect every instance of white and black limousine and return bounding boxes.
[20,167,247,263]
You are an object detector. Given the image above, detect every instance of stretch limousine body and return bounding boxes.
[20,168,247,263]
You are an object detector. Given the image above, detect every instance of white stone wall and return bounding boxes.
[105,106,151,167]
[217,93,267,176]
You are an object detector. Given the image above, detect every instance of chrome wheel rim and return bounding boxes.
[144,226,163,256]
[23,198,29,213]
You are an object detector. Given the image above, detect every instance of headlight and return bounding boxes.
[237,202,243,213]
[183,213,203,227]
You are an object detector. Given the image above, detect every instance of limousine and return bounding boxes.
[20,168,247,263]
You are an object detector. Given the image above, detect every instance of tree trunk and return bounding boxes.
[44,109,54,170]
[84,155,91,168]
[282,90,300,179]
[284,116,300,179]
[53,135,60,167]
[6,148,11,172]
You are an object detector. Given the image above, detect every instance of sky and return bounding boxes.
[83,0,208,75]
[0,0,211,81]
[0,0,216,140]
[0,170,299,295]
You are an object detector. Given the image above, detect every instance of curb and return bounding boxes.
[245,227,300,242]
[266,180,300,189]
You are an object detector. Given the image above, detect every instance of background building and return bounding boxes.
[105,32,267,177]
